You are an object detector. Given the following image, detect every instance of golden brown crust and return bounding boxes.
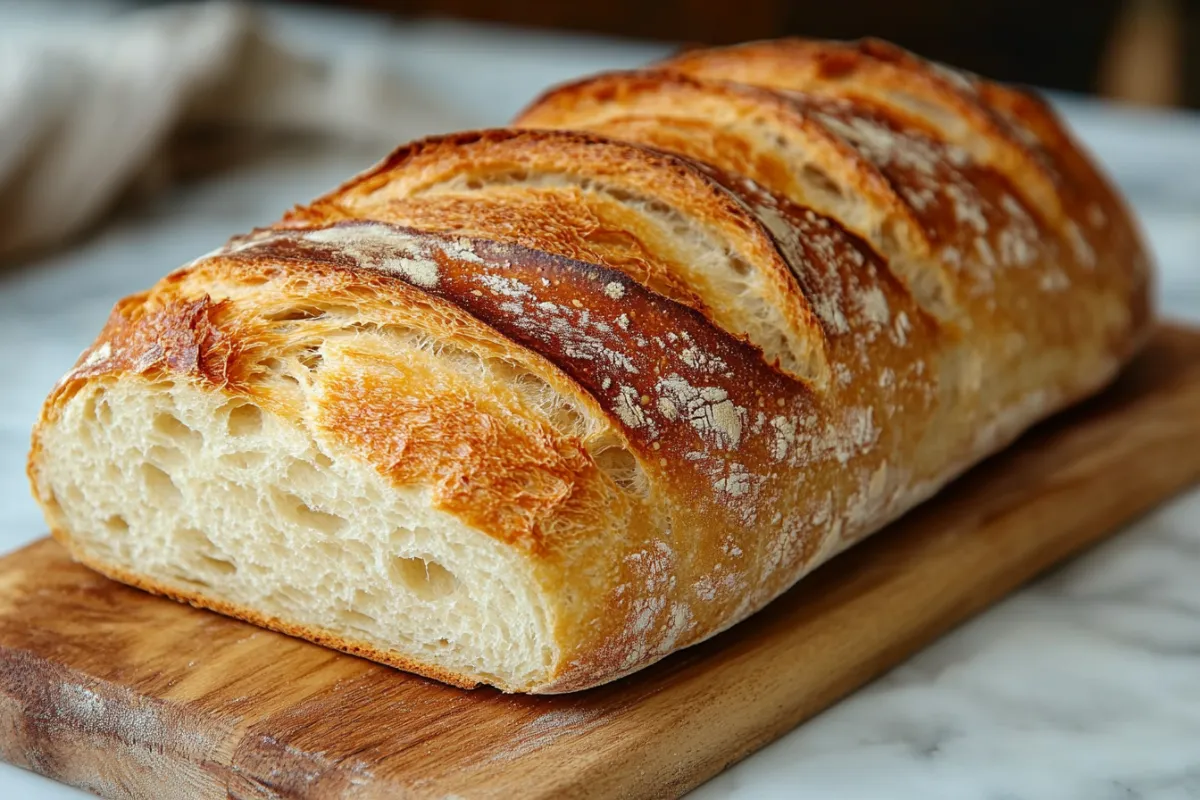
[28,37,1154,693]
[516,60,1149,435]
[517,71,952,318]
[334,189,711,312]
[653,38,1152,335]
[287,128,833,383]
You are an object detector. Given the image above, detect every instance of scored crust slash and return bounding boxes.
[28,37,1152,693]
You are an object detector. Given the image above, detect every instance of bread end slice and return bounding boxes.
[31,375,557,692]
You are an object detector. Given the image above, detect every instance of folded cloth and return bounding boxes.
[0,1,460,261]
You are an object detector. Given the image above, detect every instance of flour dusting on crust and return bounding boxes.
[299,224,441,287]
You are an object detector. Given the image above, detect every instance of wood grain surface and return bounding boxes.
[2,325,1199,800]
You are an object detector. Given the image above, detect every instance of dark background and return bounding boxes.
[311,0,1200,107]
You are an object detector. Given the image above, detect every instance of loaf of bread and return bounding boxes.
[28,38,1152,693]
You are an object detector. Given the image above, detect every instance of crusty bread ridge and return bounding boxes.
[29,38,1152,693]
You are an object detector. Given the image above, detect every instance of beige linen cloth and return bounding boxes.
[0,1,458,260]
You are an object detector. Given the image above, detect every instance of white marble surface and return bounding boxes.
[2,3,1200,798]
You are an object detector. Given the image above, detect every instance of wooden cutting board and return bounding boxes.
[2,325,1199,800]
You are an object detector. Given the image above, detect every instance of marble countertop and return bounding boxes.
[2,4,1200,798]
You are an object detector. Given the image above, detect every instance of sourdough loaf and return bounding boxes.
[29,38,1152,692]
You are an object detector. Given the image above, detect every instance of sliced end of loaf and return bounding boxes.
[32,375,556,691]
